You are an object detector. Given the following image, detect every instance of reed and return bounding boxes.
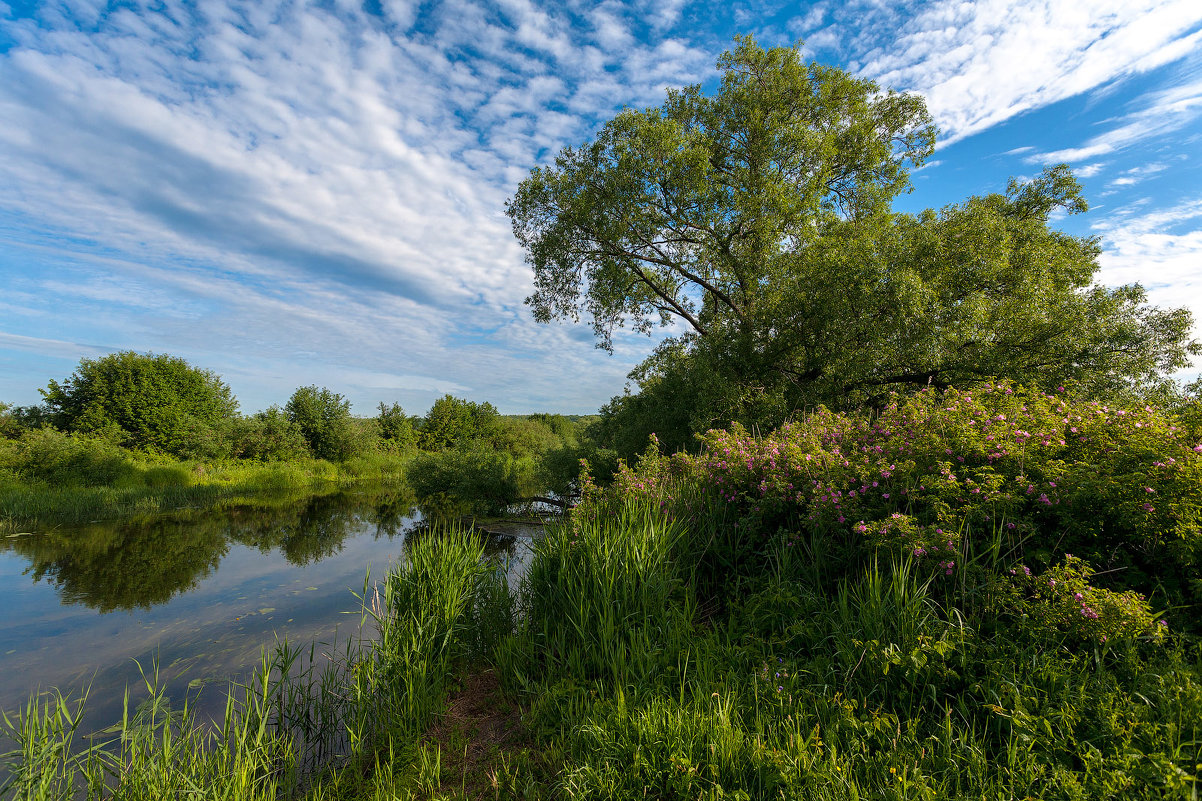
[0,524,516,800]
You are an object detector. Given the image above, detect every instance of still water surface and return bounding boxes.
[0,488,537,730]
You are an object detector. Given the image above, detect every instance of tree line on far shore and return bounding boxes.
[0,350,618,512]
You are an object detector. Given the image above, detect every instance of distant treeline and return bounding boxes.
[0,351,625,520]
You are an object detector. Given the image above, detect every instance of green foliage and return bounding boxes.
[510,37,1198,444]
[0,403,20,440]
[996,556,1168,646]
[407,444,530,515]
[493,416,563,460]
[9,427,139,488]
[376,402,417,451]
[39,351,239,457]
[228,406,311,461]
[538,442,620,502]
[284,386,373,462]
[418,395,501,451]
[603,384,1202,633]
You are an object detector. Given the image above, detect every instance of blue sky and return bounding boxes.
[1,0,1200,416]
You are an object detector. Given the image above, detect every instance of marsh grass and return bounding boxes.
[0,452,412,531]
[488,486,1202,800]
[0,524,517,801]
[3,474,1200,799]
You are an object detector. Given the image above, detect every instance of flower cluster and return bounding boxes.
[996,555,1166,645]
[622,384,1197,576]
[584,383,1202,634]
[853,513,960,576]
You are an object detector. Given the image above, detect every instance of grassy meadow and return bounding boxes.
[3,383,1200,799]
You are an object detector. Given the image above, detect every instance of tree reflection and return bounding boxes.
[3,486,419,612]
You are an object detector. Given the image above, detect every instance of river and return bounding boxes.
[0,487,540,732]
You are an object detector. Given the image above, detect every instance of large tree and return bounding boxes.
[40,351,238,455]
[507,37,1198,423]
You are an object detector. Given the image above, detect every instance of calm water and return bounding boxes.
[0,489,538,730]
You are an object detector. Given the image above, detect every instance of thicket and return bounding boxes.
[38,351,239,457]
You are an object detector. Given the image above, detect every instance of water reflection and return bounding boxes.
[4,488,417,612]
[0,487,541,732]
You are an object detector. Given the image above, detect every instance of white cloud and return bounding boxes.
[1030,79,1202,163]
[0,0,715,412]
[1106,162,1168,188]
[1094,199,1202,370]
[853,0,1202,144]
[0,332,113,361]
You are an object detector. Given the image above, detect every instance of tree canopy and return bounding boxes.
[507,37,1199,432]
[418,395,501,451]
[40,351,238,455]
[284,386,358,461]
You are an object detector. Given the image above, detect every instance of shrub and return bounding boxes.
[996,555,1168,645]
[408,444,527,515]
[598,383,1202,633]
[538,443,621,502]
[13,427,139,487]
[39,351,239,457]
[376,402,417,451]
[418,395,501,451]
[284,386,374,462]
[229,407,311,461]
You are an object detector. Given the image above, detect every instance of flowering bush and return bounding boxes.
[853,514,960,576]
[590,384,1202,632]
[996,556,1167,645]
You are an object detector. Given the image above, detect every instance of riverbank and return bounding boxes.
[0,450,411,534]
[3,385,1200,798]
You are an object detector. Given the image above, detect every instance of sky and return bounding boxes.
[1,0,1200,416]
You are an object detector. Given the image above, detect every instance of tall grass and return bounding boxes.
[0,526,515,800]
[488,487,1202,800]
[515,500,692,693]
[3,476,1199,799]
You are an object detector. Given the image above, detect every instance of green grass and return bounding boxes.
[3,498,1200,800]
[0,451,412,533]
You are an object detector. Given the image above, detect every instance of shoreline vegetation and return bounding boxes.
[0,352,611,535]
[2,383,1200,799]
[4,37,1202,800]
